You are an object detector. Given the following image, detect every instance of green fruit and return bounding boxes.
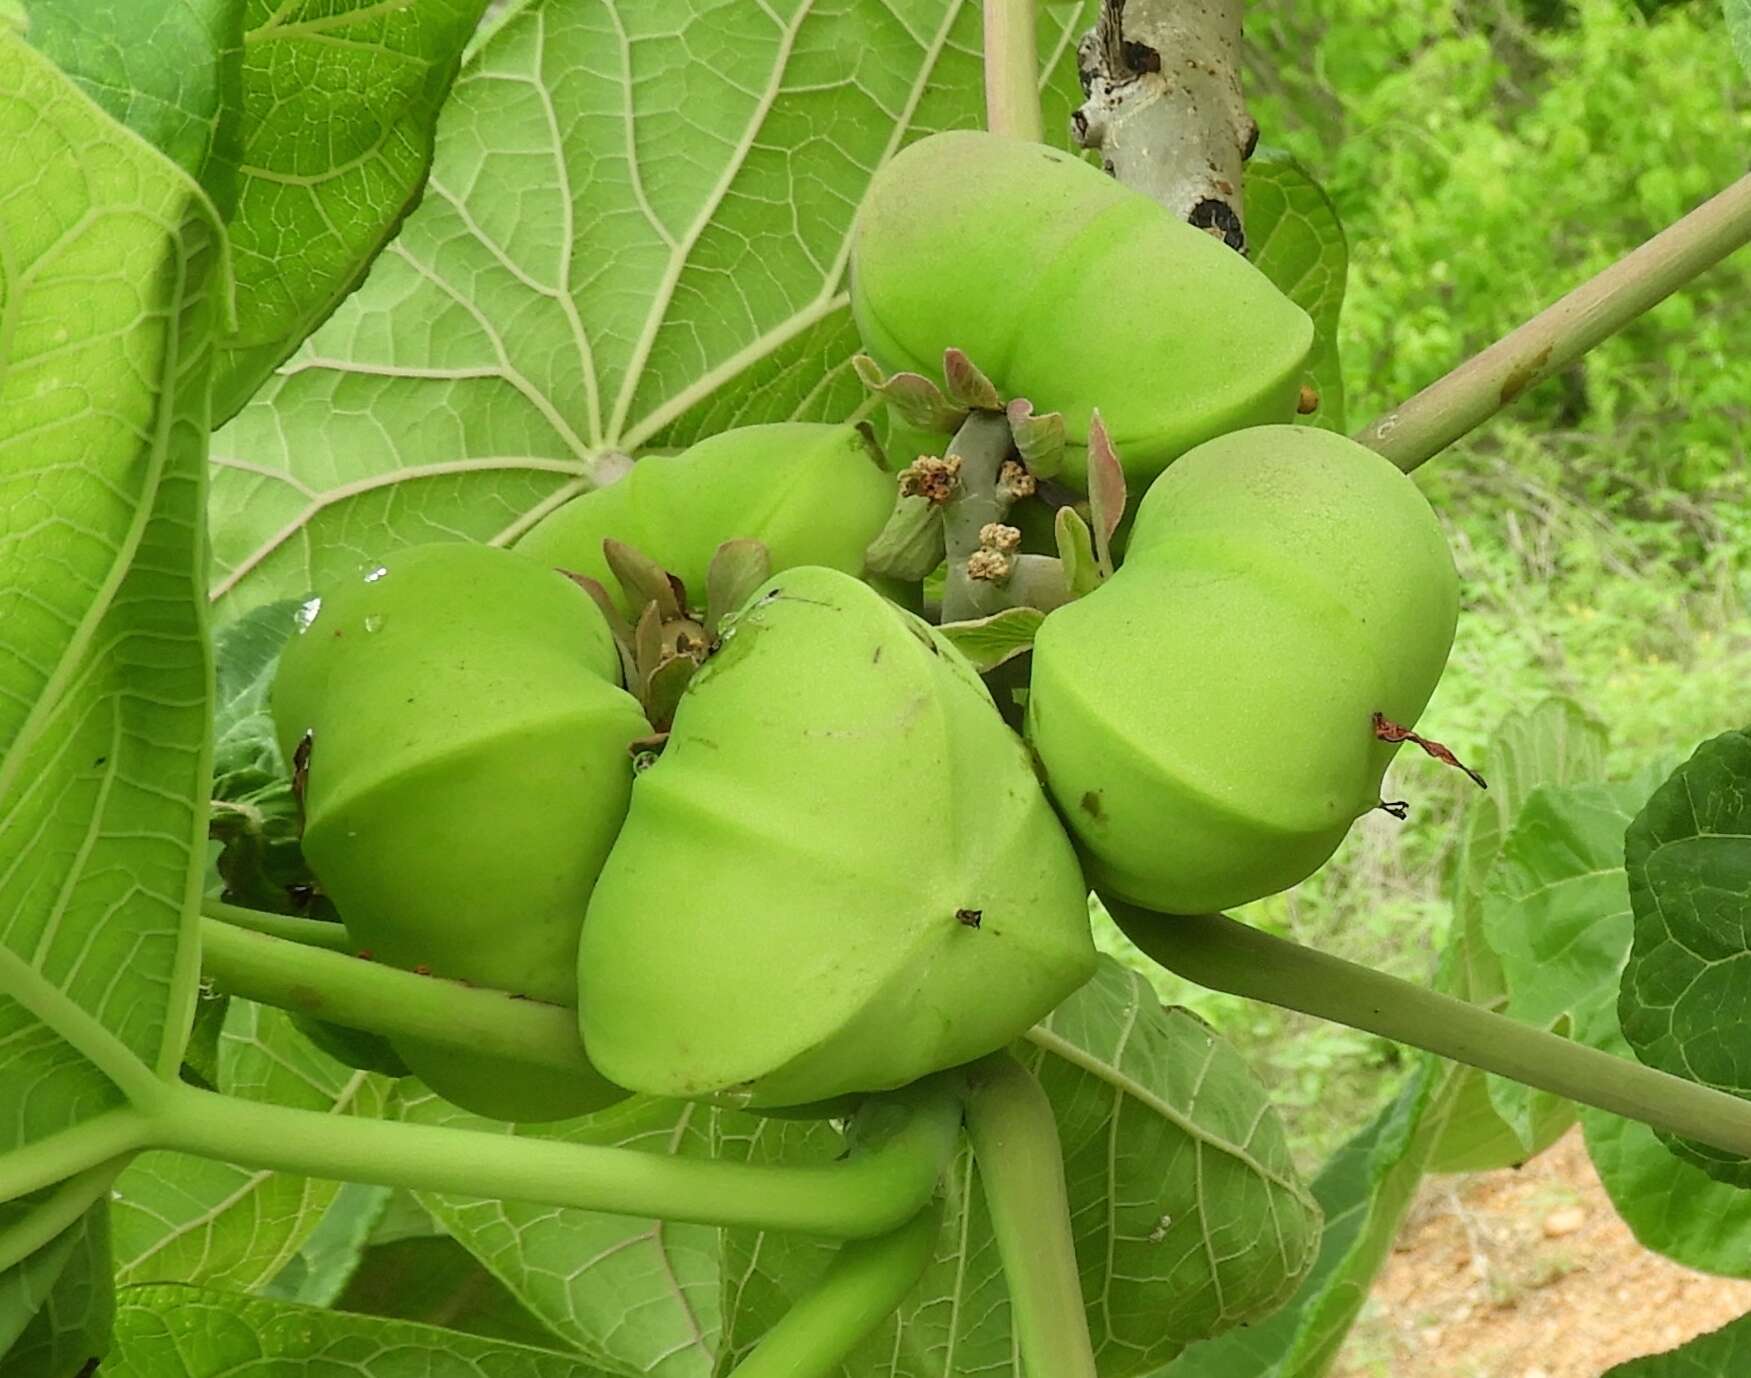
[271,542,648,1121]
[1026,426,1458,915]
[516,423,896,605]
[578,566,1095,1107]
[850,130,1314,491]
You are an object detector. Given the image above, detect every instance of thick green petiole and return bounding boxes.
[198,915,597,1080]
[964,1051,1098,1378]
[1109,900,1751,1158]
[729,1197,944,1376]
[203,899,354,952]
[146,1075,963,1239]
[982,0,1044,143]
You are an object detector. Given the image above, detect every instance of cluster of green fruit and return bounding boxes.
[269,132,1458,1124]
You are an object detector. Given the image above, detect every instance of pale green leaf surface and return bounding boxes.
[208,0,1093,619]
[108,1283,619,1376]
[393,1088,722,1377]
[261,1181,393,1308]
[935,607,1044,672]
[20,0,244,197]
[0,33,217,1161]
[1246,149,1347,432]
[715,959,1319,1377]
[111,1001,391,1292]
[331,1233,565,1350]
[1619,729,1751,1186]
[1428,699,1608,1173]
[1162,1056,1458,1378]
[1728,0,1751,79]
[0,1199,112,1376]
[1580,1004,1751,1279]
[211,0,492,420]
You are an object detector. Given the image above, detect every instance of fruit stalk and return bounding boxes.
[964,1051,1099,1378]
[982,0,1043,142]
[1108,900,1751,1158]
[728,1198,944,1376]
[199,915,598,1079]
[203,899,354,952]
[149,1074,965,1239]
[1357,170,1751,471]
[940,411,1027,621]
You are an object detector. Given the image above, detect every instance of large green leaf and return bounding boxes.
[1619,728,1751,1187]
[1161,1055,1458,1378]
[0,21,219,1220]
[111,1002,392,1292]
[208,0,1094,619]
[1602,1309,1751,1377]
[19,0,244,197]
[0,1201,111,1378]
[108,1284,619,1376]
[211,0,493,420]
[1246,149,1348,432]
[392,1089,724,1377]
[714,958,1319,1377]
[1729,0,1751,80]
[1427,699,1608,1174]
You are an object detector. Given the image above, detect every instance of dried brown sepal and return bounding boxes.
[705,539,772,635]
[291,732,313,816]
[1372,713,1488,790]
[604,538,685,621]
[643,656,698,734]
[1297,383,1320,415]
[978,522,1023,554]
[942,348,1003,412]
[1085,409,1127,579]
[898,454,963,505]
[997,459,1037,502]
[966,548,1013,583]
[1005,398,1065,480]
[851,354,966,434]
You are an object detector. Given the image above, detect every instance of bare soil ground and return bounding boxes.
[1332,1128,1751,1378]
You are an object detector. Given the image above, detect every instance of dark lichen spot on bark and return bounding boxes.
[1499,344,1554,405]
[1080,789,1104,819]
[1122,39,1160,73]
[1188,198,1245,253]
[1241,116,1261,160]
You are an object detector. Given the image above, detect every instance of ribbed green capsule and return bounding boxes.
[850,130,1314,490]
[271,543,649,1121]
[1027,426,1459,915]
[578,566,1096,1108]
[516,423,897,603]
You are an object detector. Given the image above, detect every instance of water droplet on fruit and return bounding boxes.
[363,565,389,583]
[363,614,385,633]
[294,596,323,633]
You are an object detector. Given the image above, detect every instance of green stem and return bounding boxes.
[730,1198,944,1377]
[0,1110,153,1207]
[203,899,353,952]
[1108,901,1751,1158]
[0,1164,119,1274]
[982,0,1044,142]
[1356,171,1751,471]
[147,1076,963,1239]
[941,411,1021,622]
[199,916,598,1080]
[963,1051,1098,1378]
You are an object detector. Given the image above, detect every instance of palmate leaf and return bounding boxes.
[1620,728,1751,1188]
[1245,149,1347,432]
[714,959,1320,1378]
[0,1199,112,1378]
[0,24,224,1343]
[207,0,1097,620]
[107,1284,620,1377]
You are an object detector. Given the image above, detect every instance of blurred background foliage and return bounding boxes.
[1100,0,1751,1173]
